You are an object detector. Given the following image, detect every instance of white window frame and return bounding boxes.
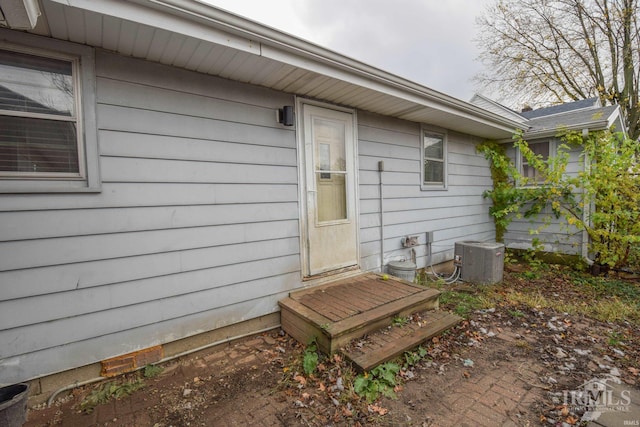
[0,29,99,193]
[516,139,554,187]
[421,126,447,190]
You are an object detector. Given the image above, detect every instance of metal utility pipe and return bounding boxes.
[378,161,385,272]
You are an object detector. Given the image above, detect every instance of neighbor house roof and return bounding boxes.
[470,95,625,139]
[525,104,622,138]
[520,97,600,119]
[0,0,522,139]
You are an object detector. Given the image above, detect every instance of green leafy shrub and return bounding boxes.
[80,378,144,413]
[142,364,163,378]
[478,130,640,270]
[353,362,400,403]
[302,340,319,375]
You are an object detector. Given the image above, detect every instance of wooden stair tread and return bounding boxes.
[327,288,440,337]
[342,311,462,371]
[279,272,444,355]
[279,287,440,339]
[279,288,441,353]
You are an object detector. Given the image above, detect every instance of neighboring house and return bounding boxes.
[470,94,625,257]
[0,0,522,393]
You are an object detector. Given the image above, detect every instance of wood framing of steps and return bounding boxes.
[342,310,462,371]
[279,272,460,369]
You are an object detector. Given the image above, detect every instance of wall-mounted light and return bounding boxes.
[277,106,295,126]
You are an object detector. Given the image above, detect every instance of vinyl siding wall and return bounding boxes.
[0,50,300,385]
[357,112,496,272]
[503,140,584,254]
[0,48,499,386]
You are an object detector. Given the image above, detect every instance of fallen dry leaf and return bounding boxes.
[566,415,579,425]
[294,375,307,386]
[368,404,388,415]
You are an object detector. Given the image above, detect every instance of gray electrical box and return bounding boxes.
[454,241,505,284]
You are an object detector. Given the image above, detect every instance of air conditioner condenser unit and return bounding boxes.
[454,241,505,284]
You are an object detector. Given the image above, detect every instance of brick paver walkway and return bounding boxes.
[23,328,639,426]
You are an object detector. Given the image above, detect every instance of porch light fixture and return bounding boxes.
[278,106,295,126]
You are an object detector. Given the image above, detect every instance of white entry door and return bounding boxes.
[301,104,358,276]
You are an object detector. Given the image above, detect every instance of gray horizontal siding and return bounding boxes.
[1,290,291,387]
[0,183,298,211]
[504,138,585,254]
[0,203,299,241]
[0,255,300,358]
[0,237,300,301]
[0,51,300,385]
[357,111,495,272]
[0,220,299,270]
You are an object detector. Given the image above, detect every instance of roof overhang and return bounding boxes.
[22,0,520,139]
[523,106,626,140]
[0,0,40,29]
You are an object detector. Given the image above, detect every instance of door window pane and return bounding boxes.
[314,117,348,222]
[316,172,347,222]
[314,118,345,172]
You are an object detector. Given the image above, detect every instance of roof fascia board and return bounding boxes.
[148,0,524,131]
[49,0,522,133]
[523,120,610,140]
[261,44,519,134]
[160,0,519,129]
[606,107,627,135]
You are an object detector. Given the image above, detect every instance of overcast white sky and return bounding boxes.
[202,0,494,102]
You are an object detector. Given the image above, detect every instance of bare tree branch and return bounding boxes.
[475,0,640,139]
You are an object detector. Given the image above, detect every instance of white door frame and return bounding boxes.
[296,98,360,278]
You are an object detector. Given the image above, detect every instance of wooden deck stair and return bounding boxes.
[279,272,461,371]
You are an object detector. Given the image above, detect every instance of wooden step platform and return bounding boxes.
[341,310,462,371]
[279,272,443,356]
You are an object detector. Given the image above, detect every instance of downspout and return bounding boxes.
[581,128,594,265]
[378,160,385,272]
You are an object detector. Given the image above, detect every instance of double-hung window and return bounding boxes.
[0,30,98,192]
[519,141,550,185]
[421,128,447,189]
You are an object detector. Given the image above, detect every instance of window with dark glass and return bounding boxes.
[520,141,549,184]
[423,131,445,185]
[0,48,81,177]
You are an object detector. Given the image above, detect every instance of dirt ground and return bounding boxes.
[24,267,640,426]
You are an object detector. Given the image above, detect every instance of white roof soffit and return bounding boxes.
[0,0,41,29]
[44,0,520,139]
